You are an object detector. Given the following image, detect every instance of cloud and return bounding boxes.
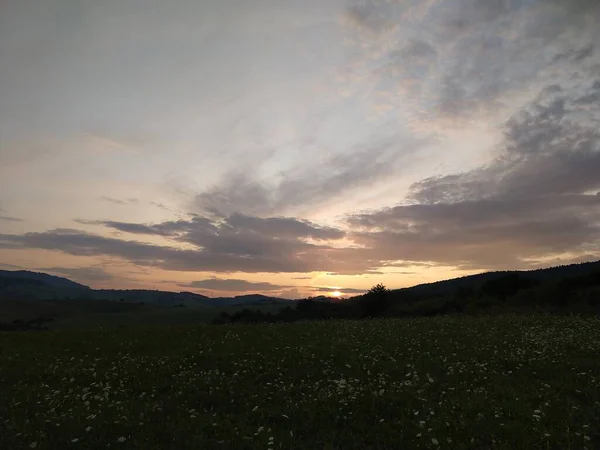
[0,215,368,274]
[0,215,22,222]
[100,196,139,205]
[345,80,600,270]
[341,0,600,121]
[82,213,343,242]
[2,76,599,277]
[150,201,173,212]
[181,278,291,292]
[194,133,429,217]
[0,206,22,222]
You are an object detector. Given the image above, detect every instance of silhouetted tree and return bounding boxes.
[359,284,391,318]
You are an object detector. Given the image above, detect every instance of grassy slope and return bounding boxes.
[1,315,599,449]
[50,304,288,330]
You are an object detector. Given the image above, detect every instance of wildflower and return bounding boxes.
[432,438,439,445]
[117,436,127,443]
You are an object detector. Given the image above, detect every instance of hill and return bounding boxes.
[0,270,294,329]
[0,270,89,291]
[400,260,600,296]
[0,270,290,308]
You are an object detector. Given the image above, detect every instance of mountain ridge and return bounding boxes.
[1,259,599,307]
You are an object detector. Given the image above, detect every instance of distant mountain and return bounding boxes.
[3,260,598,310]
[0,270,90,291]
[200,294,291,307]
[0,270,291,307]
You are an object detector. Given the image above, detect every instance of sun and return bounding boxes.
[331,291,342,298]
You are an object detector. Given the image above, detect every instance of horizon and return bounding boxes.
[3,257,598,301]
[1,0,599,299]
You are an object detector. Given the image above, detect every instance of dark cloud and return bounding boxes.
[0,215,368,274]
[344,2,401,33]
[181,278,291,292]
[76,216,217,238]
[555,44,595,63]
[226,214,344,241]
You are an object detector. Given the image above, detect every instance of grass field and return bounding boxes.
[1,315,599,449]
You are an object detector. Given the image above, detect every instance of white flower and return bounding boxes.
[29,443,37,449]
[117,436,127,443]
[432,438,439,445]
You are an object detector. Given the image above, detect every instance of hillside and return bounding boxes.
[400,260,600,296]
[0,270,290,308]
[0,270,90,290]
[0,270,294,329]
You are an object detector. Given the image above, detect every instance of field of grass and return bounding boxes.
[49,304,289,330]
[1,315,599,449]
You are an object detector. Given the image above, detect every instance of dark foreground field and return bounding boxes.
[1,315,599,449]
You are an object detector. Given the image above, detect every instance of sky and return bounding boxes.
[0,0,599,299]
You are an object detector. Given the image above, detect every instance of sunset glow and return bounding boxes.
[0,0,598,298]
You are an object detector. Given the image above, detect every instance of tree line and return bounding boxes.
[212,270,600,325]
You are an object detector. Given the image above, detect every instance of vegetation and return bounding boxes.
[212,265,600,325]
[1,315,599,449]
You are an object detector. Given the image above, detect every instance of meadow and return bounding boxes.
[1,315,599,449]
